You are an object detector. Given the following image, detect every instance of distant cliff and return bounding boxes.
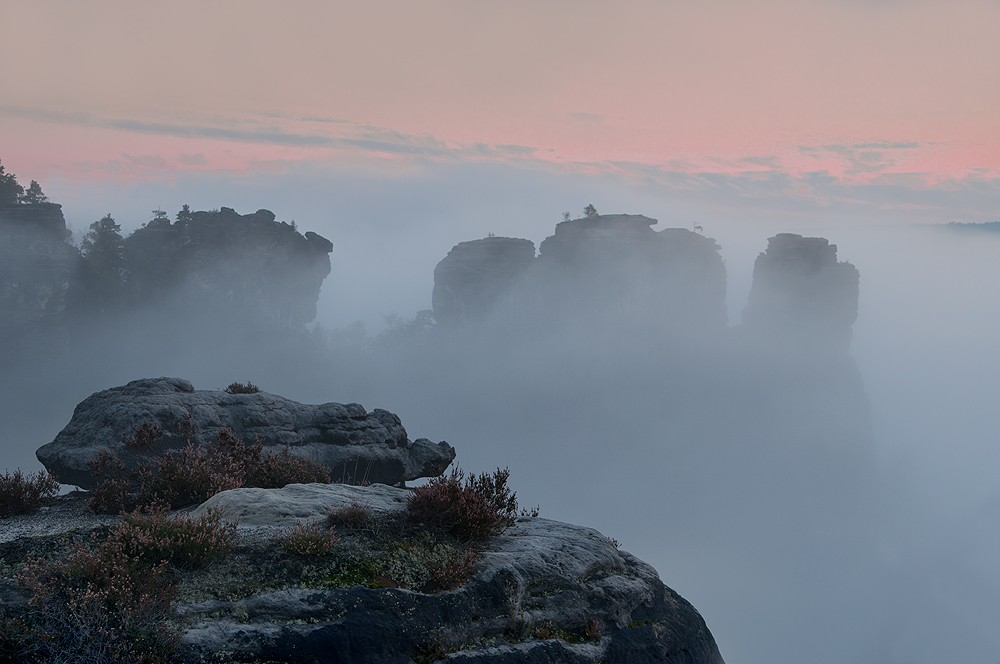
[123,207,333,328]
[741,233,860,352]
[0,203,77,360]
[431,215,862,353]
[432,214,727,335]
[0,203,333,366]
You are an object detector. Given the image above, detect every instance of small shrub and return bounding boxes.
[326,503,371,529]
[534,620,554,640]
[277,520,339,556]
[141,442,243,509]
[427,547,479,591]
[174,412,195,441]
[584,617,601,641]
[0,469,59,518]
[109,506,237,569]
[88,427,334,513]
[122,421,163,452]
[86,449,131,513]
[12,530,179,662]
[249,445,331,488]
[224,381,261,394]
[406,467,519,540]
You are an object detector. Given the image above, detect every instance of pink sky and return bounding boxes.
[1,0,997,186]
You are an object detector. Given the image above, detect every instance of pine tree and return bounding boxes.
[0,159,24,206]
[21,180,48,204]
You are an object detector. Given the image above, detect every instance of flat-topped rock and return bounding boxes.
[35,378,455,489]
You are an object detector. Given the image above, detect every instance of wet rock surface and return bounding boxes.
[35,378,455,489]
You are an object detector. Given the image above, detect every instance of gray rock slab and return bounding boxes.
[35,377,455,489]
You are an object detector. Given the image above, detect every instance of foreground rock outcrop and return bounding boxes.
[35,378,455,489]
[175,483,725,664]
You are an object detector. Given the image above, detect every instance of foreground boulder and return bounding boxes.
[35,377,455,489]
[176,483,725,664]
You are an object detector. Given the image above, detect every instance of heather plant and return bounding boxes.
[87,449,132,513]
[11,536,177,662]
[427,546,480,591]
[88,427,332,513]
[0,469,59,518]
[122,421,163,452]
[249,445,332,488]
[276,520,339,556]
[109,506,237,569]
[141,442,243,509]
[406,467,519,540]
[377,538,480,592]
[2,506,236,661]
[326,503,371,529]
[224,381,261,394]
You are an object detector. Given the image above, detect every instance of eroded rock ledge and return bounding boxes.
[35,378,456,489]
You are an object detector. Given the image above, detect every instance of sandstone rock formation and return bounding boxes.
[176,483,726,664]
[533,214,727,329]
[0,203,77,359]
[741,233,860,351]
[430,215,727,333]
[432,236,536,326]
[124,207,333,328]
[35,378,455,489]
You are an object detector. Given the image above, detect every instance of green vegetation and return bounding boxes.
[1,465,538,661]
[0,507,235,663]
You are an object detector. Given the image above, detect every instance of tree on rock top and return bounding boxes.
[21,181,48,204]
[78,214,128,314]
[0,159,24,206]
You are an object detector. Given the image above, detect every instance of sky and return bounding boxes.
[3,2,1000,663]
[1,0,998,191]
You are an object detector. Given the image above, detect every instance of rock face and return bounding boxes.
[0,203,77,359]
[431,215,728,332]
[124,207,333,328]
[35,378,455,489]
[742,233,860,351]
[432,237,536,326]
[533,215,727,329]
[177,483,726,664]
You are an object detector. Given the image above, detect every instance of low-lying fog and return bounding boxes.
[3,163,999,663]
